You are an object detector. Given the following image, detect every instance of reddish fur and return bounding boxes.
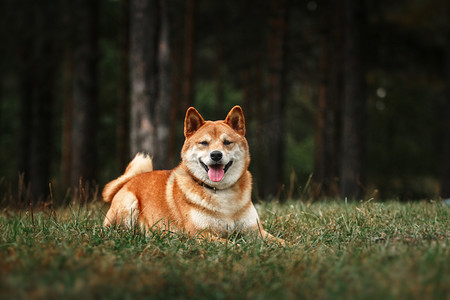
[103,106,285,245]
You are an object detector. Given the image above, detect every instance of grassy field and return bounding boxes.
[0,200,448,299]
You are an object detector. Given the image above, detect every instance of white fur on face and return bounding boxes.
[182,132,248,189]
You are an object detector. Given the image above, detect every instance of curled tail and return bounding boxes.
[102,153,153,202]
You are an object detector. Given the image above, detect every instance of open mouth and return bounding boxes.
[199,159,233,182]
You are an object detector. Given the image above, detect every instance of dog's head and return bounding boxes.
[181,106,250,189]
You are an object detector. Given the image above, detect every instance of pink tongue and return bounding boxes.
[208,165,224,182]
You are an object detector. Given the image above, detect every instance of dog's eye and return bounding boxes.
[199,141,209,146]
[223,140,232,146]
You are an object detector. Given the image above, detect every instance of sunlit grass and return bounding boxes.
[0,200,448,299]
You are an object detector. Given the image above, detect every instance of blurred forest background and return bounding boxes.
[0,0,449,204]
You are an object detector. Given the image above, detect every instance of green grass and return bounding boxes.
[0,200,448,299]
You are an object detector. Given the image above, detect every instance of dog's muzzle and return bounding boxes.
[199,159,233,182]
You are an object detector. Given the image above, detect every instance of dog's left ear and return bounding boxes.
[185,107,205,138]
[225,106,246,136]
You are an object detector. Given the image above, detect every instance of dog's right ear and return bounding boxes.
[184,107,205,138]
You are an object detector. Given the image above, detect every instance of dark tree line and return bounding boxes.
[0,0,449,204]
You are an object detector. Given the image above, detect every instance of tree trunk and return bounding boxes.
[30,59,55,200]
[17,2,58,202]
[17,3,34,201]
[441,94,450,198]
[214,46,224,120]
[168,45,181,167]
[253,58,266,199]
[118,0,131,171]
[61,50,73,189]
[314,1,330,197]
[182,0,196,109]
[265,0,290,199]
[130,0,158,159]
[18,50,33,184]
[155,0,171,169]
[0,75,2,149]
[70,0,99,190]
[241,70,251,119]
[441,4,450,198]
[214,12,224,120]
[314,0,343,198]
[0,5,2,131]
[130,0,171,170]
[339,0,367,199]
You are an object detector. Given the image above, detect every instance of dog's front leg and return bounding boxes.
[258,229,286,246]
[195,230,229,244]
[252,222,286,246]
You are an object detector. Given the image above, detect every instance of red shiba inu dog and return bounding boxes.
[102,106,284,245]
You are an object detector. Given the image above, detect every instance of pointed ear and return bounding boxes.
[225,106,246,136]
[184,107,205,138]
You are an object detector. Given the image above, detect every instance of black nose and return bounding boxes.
[210,151,223,162]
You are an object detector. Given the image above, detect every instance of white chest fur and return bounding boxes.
[189,203,259,234]
[173,169,259,234]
